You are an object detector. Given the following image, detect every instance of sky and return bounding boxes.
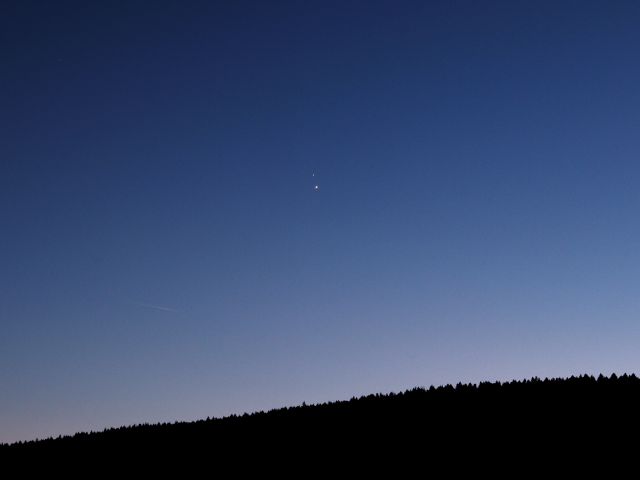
[1,0,640,443]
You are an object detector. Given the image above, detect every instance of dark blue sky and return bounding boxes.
[2,1,640,443]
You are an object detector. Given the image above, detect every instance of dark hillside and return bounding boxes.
[3,374,639,472]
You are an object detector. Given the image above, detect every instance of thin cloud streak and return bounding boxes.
[133,302,178,312]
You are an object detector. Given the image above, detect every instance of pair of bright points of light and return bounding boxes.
[313,173,318,189]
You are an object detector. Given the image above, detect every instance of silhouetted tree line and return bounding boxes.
[2,374,638,472]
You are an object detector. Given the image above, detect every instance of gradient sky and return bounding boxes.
[2,1,640,443]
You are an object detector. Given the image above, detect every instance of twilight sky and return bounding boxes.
[2,1,640,443]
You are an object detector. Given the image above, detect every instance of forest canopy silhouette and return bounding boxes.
[3,373,638,470]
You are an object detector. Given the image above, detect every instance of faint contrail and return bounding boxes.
[133,302,178,312]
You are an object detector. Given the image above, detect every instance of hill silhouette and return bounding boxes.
[3,374,638,472]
